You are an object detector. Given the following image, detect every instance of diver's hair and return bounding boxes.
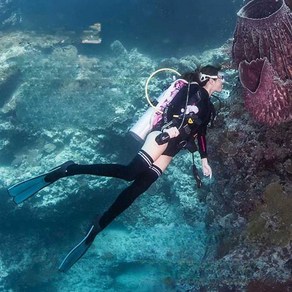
[182,65,221,86]
[181,72,199,83]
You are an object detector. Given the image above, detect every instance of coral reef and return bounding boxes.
[190,75,292,289]
[247,280,292,292]
[0,65,21,112]
[0,0,21,28]
[246,182,292,246]
[232,0,292,125]
[0,30,291,291]
[287,0,292,9]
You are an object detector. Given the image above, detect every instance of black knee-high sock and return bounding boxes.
[98,165,162,230]
[66,150,153,181]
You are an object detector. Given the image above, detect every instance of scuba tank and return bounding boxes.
[129,106,158,142]
[130,68,187,142]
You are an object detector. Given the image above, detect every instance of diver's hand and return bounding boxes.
[155,127,179,145]
[201,158,212,178]
[163,127,179,139]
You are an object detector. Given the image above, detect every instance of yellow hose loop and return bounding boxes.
[145,68,181,114]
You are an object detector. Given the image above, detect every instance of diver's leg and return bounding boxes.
[99,164,162,229]
[58,165,162,272]
[152,154,173,172]
[47,131,167,183]
[141,131,169,161]
[98,154,173,229]
[94,155,172,232]
[63,150,153,181]
[66,131,167,180]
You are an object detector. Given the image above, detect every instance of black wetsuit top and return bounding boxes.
[154,82,213,158]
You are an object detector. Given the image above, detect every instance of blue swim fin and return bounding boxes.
[7,173,52,204]
[7,161,75,204]
[58,224,100,272]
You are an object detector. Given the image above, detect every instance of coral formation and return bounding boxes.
[0,0,21,28]
[232,0,292,125]
[0,65,20,108]
[284,159,292,174]
[286,0,292,9]
[220,132,239,157]
[239,58,292,125]
[246,182,292,246]
[247,280,292,291]
[81,22,102,44]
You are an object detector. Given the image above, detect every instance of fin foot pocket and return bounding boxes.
[44,160,75,183]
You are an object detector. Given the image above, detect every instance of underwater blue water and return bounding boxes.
[18,0,243,57]
[0,0,265,291]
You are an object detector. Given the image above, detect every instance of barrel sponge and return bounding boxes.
[232,0,292,125]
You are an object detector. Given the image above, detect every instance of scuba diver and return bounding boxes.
[7,65,224,272]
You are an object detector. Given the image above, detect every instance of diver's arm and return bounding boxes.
[197,127,207,158]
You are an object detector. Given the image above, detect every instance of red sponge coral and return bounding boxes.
[232,0,292,125]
